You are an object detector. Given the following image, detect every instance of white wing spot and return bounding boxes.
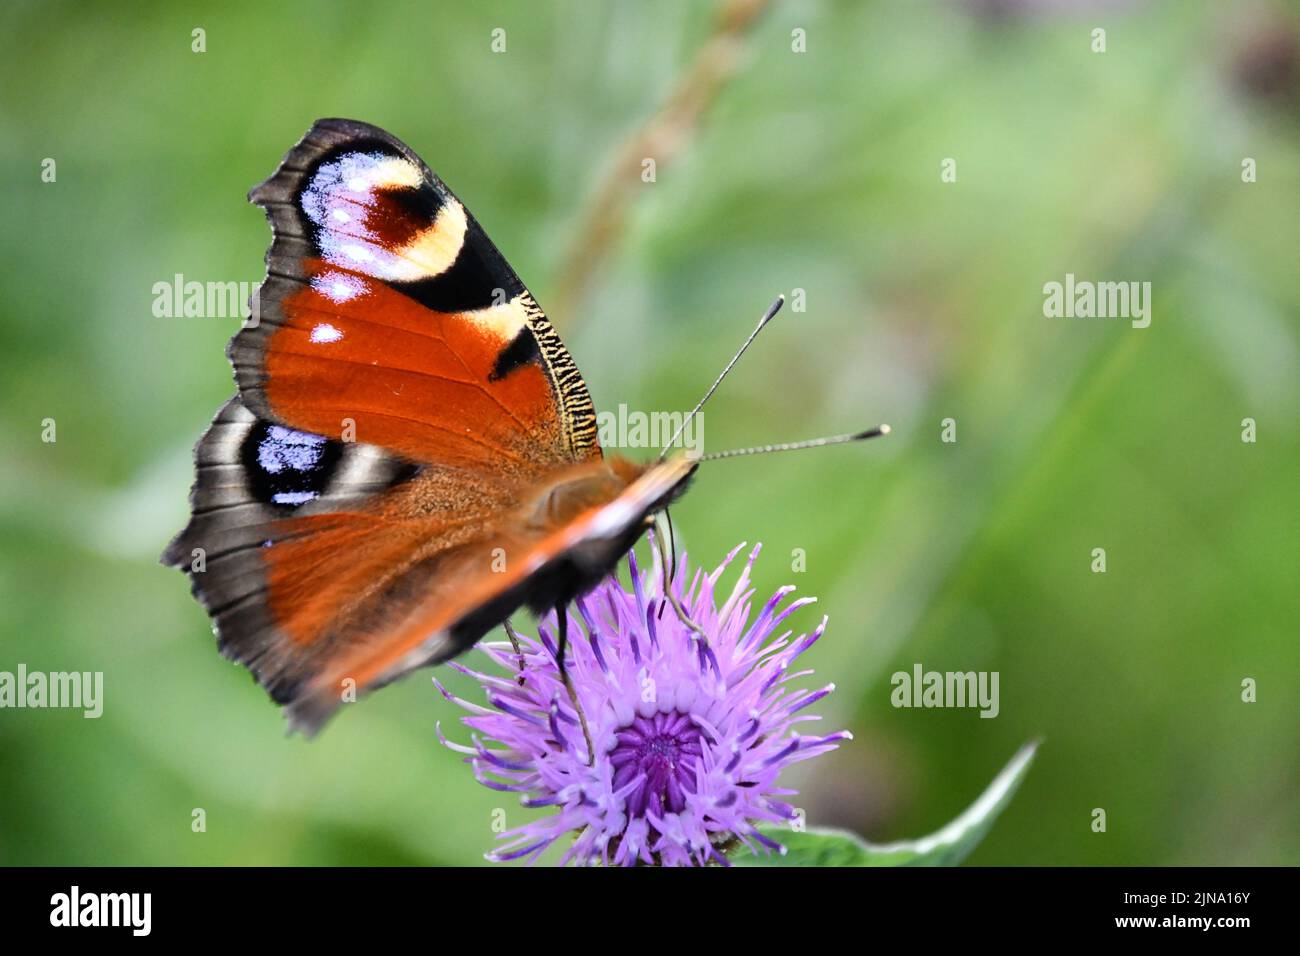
[311,271,366,303]
[310,323,343,343]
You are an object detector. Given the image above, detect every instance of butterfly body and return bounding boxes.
[163,119,695,734]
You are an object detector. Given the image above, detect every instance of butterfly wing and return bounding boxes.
[161,396,464,706]
[163,119,684,734]
[281,454,698,734]
[236,117,599,467]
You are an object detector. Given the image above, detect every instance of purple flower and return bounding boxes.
[435,541,850,866]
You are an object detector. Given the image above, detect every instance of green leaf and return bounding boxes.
[730,740,1039,866]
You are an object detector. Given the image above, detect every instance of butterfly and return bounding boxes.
[163,119,889,738]
[161,118,707,736]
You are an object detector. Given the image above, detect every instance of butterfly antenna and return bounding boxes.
[699,424,891,462]
[658,294,786,461]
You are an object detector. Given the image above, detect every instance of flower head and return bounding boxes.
[436,541,849,866]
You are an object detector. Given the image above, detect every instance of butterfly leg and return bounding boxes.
[554,602,595,767]
[502,618,527,686]
[665,507,678,587]
[651,525,720,679]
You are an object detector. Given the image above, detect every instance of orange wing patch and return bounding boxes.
[260,261,564,472]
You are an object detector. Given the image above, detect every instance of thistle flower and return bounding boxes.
[435,541,849,866]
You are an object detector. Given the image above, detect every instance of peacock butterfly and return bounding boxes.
[163,118,885,737]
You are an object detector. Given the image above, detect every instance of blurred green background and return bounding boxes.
[2,0,1297,866]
